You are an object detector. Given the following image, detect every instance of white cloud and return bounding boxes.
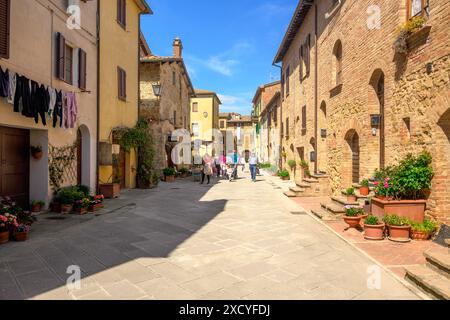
[205,57,238,76]
[218,94,253,114]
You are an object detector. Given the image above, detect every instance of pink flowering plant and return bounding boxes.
[0,213,19,232]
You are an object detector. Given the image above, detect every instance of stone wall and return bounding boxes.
[279,0,450,222]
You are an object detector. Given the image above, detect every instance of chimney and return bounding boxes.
[173,37,183,58]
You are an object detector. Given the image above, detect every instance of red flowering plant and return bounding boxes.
[74,198,90,209]
[94,195,104,203]
[0,213,19,232]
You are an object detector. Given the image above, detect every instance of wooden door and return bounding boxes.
[0,127,29,207]
[351,133,360,184]
[76,129,82,185]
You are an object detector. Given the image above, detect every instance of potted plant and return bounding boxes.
[178,167,189,178]
[14,224,30,242]
[371,152,433,223]
[163,167,176,182]
[410,219,438,241]
[56,188,81,214]
[345,187,357,203]
[383,214,411,243]
[359,179,370,196]
[31,200,45,213]
[343,206,364,228]
[30,145,43,160]
[287,160,296,171]
[363,215,385,240]
[278,170,290,181]
[393,16,427,55]
[299,160,310,178]
[88,195,105,213]
[0,214,18,244]
[74,198,90,215]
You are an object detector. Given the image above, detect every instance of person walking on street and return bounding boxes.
[214,156,221,177]
[249,152,258,182]
[201,154,213,185]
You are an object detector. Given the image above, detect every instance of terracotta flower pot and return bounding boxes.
[61,204,73,214]
[99,183,120,199]
[32,151,43,160]
[359,187,369,196]
[411,230,431,241]
[0,230,10,244]
[165,175,175,183]
[75,207,88,215]
[388,225,411,242]
[280,176,290,181]
[364,223,385,240]
[14,232,28,242]
[371,198,426,223]
[31,204,42,213]
[347,195,357,203]
[343,216,362,228]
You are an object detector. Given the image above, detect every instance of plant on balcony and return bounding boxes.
[393,16,426,55]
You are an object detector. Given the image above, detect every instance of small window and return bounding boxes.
[192,123,199,137]
[192,102,198,112]
[64,44,73,84]
[117,0,126,28]
[302,106,307,135]
[173,111,177,126]
[0,0,10,59]
[117,66,126,101]
[220,120,225,129]
[285,117,289,139]
[285,67,290,96]
[299,45,304,81]
[408,0,429,19]
[333,40,343,87]
[172,71,176,86]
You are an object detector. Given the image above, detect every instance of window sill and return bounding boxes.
[117,20,127,31]
[118,96,127,102]
[329,83,343,98]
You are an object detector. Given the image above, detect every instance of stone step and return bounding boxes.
[424,248,450,280]
[296,182,311,189]
[321,202,345,214]
[310,174,328,179]
[289,186,304,193]
[312,208,341,221]
[341,190,373,199]
[303,178,319,184]
[331,196,359,207]
[404,265,450,300]
[284,191,297,198]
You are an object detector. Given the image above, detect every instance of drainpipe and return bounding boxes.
[314,4,319,175]
[95,0,100,194]
[272,62,282,169]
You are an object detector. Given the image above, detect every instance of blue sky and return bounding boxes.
[141,0,296,115]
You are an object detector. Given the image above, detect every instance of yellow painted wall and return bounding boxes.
[99,0,143,187]
[190,95,220,142]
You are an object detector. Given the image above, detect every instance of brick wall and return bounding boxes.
[279,0,450,223]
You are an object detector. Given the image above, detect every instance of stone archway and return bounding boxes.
[344,130,360,186]
[435,108,450,223]
[369,69,385,169]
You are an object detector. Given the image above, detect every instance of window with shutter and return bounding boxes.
[64,45,73,84]
[0,0,10,59]
[78,49,87,90]
[118,67,126,101]
[306,34,311,76]
[117,0,126,28]
[302,106,307,135]
[56,32,66,80]
[299,45,304,81]
[285,67,290,96]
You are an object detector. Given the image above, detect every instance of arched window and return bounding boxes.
[333,40,343,86]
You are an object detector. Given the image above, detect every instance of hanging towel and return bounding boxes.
[7,70,16,104]
[66,92,78,129]
[0,67,9,98]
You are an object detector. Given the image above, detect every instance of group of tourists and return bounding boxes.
[199,151,259,184]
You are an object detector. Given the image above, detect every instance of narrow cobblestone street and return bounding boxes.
[0,170,420,300]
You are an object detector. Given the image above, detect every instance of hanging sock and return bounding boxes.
[7,70,16,105]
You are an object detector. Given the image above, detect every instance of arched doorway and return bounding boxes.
[345,130,360,184]
[369,69,385,169]
[77,125,92,188]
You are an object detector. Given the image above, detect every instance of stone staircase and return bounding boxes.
[404,241,450,300]
[283,174,331,198]
[311,187,372,221]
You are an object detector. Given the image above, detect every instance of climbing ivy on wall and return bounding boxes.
[49,143,78,192]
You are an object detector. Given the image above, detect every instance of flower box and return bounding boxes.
[371,198,426,223]
[88,203,104,213]
[99,183,120,199]
[0,230,9,244]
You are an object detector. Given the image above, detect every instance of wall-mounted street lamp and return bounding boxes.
[152,83,162,98]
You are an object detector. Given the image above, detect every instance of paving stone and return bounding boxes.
[179,272,241,296]
[102,280,147,300]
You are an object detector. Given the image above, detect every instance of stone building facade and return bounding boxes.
[251,81,281,164]
[140,38,195,172]
[0,0,98,207]
[274,0,450,223]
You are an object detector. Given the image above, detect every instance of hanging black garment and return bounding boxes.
[53,90,63,128]
[30,80,40,122]
[33,84,49,126]
[13,76,32,116]
[0,67,9,97]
